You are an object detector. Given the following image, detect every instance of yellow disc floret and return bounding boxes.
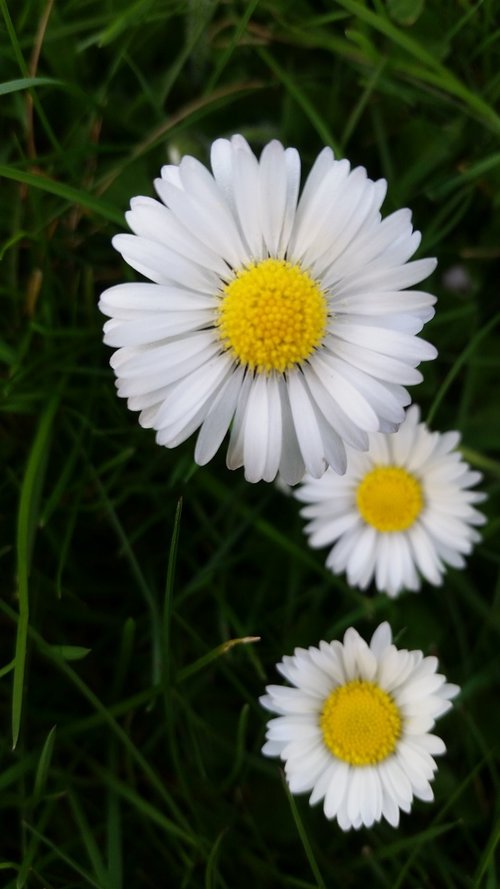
[217,258,328,373]
[320,680,402,766]
[356,466,423,533]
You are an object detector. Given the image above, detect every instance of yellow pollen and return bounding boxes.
[356,465,423,533]
[217,258,328,373]
[320,680,402,766]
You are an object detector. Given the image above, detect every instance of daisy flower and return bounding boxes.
[294,405,486,596]
[261,622,459,830]
[99,135,438,484]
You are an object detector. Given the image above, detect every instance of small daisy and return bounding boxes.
[99,135,438,484]
[261,622,459,830]
[295,405,486,596]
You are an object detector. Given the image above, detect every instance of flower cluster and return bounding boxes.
[100,136,486,832]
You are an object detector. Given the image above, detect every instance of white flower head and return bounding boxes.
[295,405,486,597]
[261,622,460,830]
[99,135,438,484]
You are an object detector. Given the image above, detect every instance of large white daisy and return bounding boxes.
[261,622,459,830]
[99,135,438,484]
[294,405,486,596]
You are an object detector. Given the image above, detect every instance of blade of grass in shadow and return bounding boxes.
[376,820,460,862]
[0,598,194,839]
[427,313,500,425]
[15,798,57,889]
[89,763,199,853]
[205,829,228,889]
[13,392,59,749]
[335,0,500,134]
[33,726,57,806]
[67,790,111,888]
[282,777,327,889]
[341,57,387,149]
[461,448,500,480]
[62,687,160,738]
[43,648,190,837]
[0,77,93,107]
[194,472,334,580]
[177,636,260,684]
[0,756,36,794]
[106,742,122,889]
[0,0,61,154]
[161,0,219,105]
[473,817,500,887]
[0,77,63,96]
[84,458,161,686]
[95,80,266,195]
[429,151,500,199]
[205,0,262,93]
[22,822,108,889]
[0,659,15,679]
[0,165,124,226]
[220,704,250,792]
[257,47,342,155]
[391,758,489,888]
[162,498,182,692]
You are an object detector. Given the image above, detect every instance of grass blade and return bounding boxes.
[0,165,124,226]
[282,777,327,889]
[13,393,59,749]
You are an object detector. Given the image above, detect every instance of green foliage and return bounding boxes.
[1,0,499,886]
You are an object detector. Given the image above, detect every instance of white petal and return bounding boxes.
[194,364,244,465]
[327,337,424,385]
[232,147,265,259]
[226,371,254,471]
[259,140,288,256]
[323,761,350,819]
[313,352,385,432]
[287,370,327,478]
[381,790,401,827]
[153,353,228,428]
[103,310,213,347]
[279,147,301,256]
[263,373,283,482]
[370,622,392,657]
[262,685,321,715]
[332,321,437,364]
[332,257,437,297]
[155,170,247,269]
[277,378,306,485]
[99,282,217,316]
[290,157,350,260]
[309,761,337,806]
[303,364,369,452]
[112,234,219,292]
[261,739,285,757]
[125,197,229,277]
[243,374,271,483]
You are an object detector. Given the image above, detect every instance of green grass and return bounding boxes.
[1,0,499,886]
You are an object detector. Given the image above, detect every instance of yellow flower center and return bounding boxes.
[320,680,402,766]
[356,466,423,533]
[216,258,328,373]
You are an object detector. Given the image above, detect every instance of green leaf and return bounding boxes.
[177,636,260,683]
[0,165,124,226]
[162,498,182,689]
[13,393,59,749]
[0,76,66,96]
[47,645,92,661]
[33,725,57,804]
[386,0,424,26]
